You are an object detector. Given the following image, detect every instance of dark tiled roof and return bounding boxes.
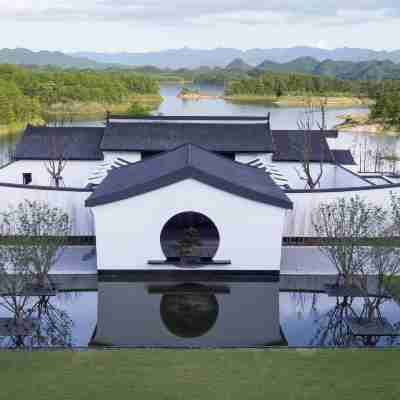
[86,144,293,209]
[271,130,334,162]
[15,126,104,161]
[331,149,356,165]
[101,121,274,153]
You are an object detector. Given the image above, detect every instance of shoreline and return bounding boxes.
[0,94,163,135]
[223,95,372,108]
[335,113,400,135]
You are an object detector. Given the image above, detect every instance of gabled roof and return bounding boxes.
[271,130,334,162]
[331,149,356,165]
[85,144,293,209]
[14,126,104,161]
[100,121,274,153]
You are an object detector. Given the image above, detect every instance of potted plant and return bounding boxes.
[177,226,202,266]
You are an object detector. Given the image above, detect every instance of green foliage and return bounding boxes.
[126,101,151,117]
[0,200,71,287]
[313,195,400,291]
[370,84,400,129]
[0,64,159,125]
[224,72,378,98]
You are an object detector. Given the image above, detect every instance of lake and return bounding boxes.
[1,82,399,171]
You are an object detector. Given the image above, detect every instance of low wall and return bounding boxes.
[0,183,94,236]
[284,184,400,237]
[1,181,400,239]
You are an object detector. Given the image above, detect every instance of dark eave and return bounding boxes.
[86,144,293,210]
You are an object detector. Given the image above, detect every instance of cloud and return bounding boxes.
[0,0,399,27]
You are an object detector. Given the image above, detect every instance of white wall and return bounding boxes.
[0,160,101,188]
[276,162,369,189]
[91,178,287,270]
[102,151,141,164]
[94,281,282,347]
[284,185,400,237]
[0,184,94,235]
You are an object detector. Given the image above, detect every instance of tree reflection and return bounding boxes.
[0,293,73,349]
[311,295,399,347]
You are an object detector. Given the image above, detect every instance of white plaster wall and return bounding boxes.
[94,281,282,347]
[275,162,368,189]
[235,152,273,165]
[0,160,101,187]
[102,151,141,164]
[0,185,93,235]
[91,178,287,270]
[284,185,400,237]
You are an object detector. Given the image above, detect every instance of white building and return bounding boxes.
[0,115,394,273]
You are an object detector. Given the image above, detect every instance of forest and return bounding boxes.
[223,72,393,98]
[0,65,159,125]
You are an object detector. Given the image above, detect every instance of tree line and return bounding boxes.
[224,71,400,98]
[0,64,159,125]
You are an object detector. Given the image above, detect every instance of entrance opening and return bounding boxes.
[160,212,220,263]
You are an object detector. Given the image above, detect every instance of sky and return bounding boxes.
[0,0,399,52]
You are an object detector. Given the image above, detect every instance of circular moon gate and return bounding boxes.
[160,212,220,262]
[160,284,219,338]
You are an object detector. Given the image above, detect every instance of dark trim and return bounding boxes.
[0,182,93,192]
[98,269,280,282]
[0,236,95,245]
[148,260,231,266]
[108,115,270,121]
[284,181,400,194]
[147,285,231,294]
[282,237,400,246]
[86,166,293,209]
[14,157,103,161]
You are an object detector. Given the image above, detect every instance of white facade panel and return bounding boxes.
[91,178,286,270]
[0,160,101,188]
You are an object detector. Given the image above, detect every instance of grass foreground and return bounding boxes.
[0,349,399,399]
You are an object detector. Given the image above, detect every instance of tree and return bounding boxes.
[313,195,400,289]
[0,200,71,289]
[294,102,326,189]
[44,133,69,187]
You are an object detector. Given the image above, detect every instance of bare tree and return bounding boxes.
[44,133,69,187]
[295,104,326,189]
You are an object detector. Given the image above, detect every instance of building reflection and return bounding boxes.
[92,276,286,347]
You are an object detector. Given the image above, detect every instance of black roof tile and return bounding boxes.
[86,144,293,209]
[331,149,356,165]
[272,130,334,162]
[15,126,104,161]
[101,121,274,153]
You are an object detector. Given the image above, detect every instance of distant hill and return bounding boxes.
[0,48,114,69]
[254,58,400,80]
[72,46,400,69]
[225,58,252,72]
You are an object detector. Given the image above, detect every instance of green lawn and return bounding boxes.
[0,349,399,400]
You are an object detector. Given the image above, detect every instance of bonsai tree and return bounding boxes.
[177,226,202,261]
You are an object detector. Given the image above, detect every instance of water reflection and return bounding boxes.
[92,279,284,347]
[0,274,399,348]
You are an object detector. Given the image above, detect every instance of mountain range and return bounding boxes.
[0,48,114,69]
[252,57,400,80]
[72,46,400,69]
